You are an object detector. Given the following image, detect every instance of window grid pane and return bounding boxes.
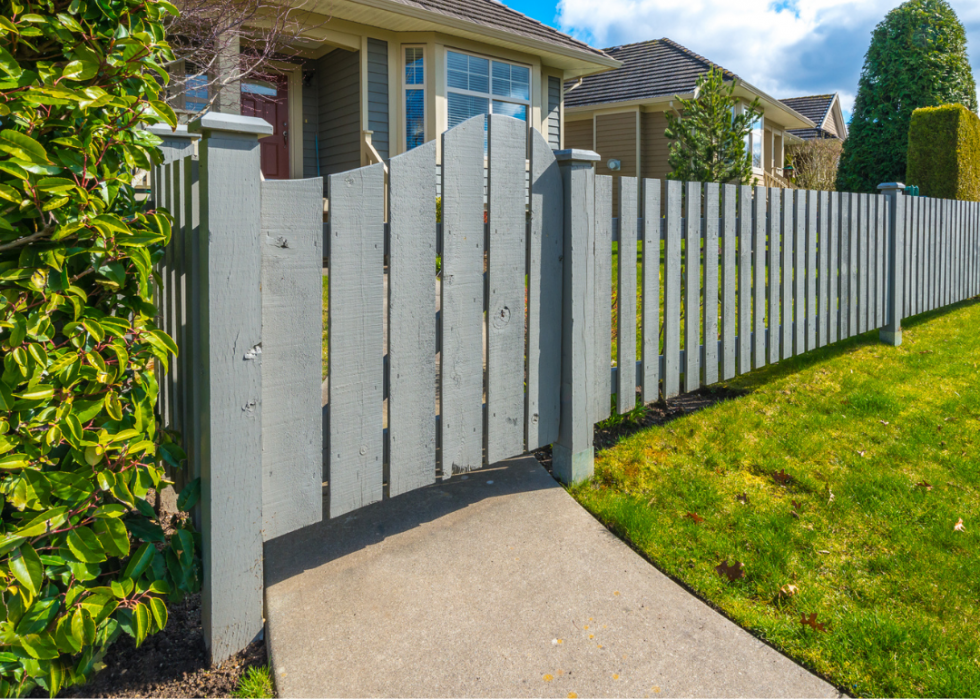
[405,47,424,86]
[491,61,529,101]
[448,92,489,130]
[492,100,527,122]
[406,89,425,150]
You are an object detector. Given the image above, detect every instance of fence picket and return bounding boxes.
[849,192,859,336]
[705,183,721,384]
[388,140,437,496]
[794,189,806,355]
[664,180,682,397]
[876,194,885,328]
[722,184,738,379]
[738,185,752,374]
[685,182,702,391]
[526,129,563,451]
[441,116,486,474]
[806,190,818,351]
[618,177,639,410]
[818,191,830,347]
[767,188,781,364]
[642,180,662,402]
[782,189,793,358]
[486,116,528,462]
[753,186,766,369]
[828,191,840,344]
[595,175,613,419]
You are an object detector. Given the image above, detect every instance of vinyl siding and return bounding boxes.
[640,111,671,181]
[595,111,637,178]
[302,70,319,179]
[317,48,361,178]
[367,38,389,160]
[547,76,561,150]
[564,118,593,152]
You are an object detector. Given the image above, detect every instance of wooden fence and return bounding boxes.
[149,113,979,665]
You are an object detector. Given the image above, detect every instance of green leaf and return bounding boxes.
[177,478,201,512]
[19,633,59,660]
[0,383,13,410]
[0,45,22,79]
[134,602,150,646]
[93,516,130,558]
[81,318,105,342]
[123,542,154,580]
[67,527,106,563]
[149,596,168,631]
[16,597,60,636]
[104,392,123,421]
[124,515,165,543]
[9,544,43,597]
[0,130,50,164]
[0,453,29,470]
[62,59,98,81]
[16,385,54,402]
[150,100,177,128]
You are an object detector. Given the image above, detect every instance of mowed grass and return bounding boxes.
[570,298,980,698]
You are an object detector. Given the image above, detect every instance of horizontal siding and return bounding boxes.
[302,70,319,179]
[367,38,389,160]
[317,48,361,177]
[564,118,593,152]
[595,111,637,178]
[547,76,561,150]
[641,111,671,182]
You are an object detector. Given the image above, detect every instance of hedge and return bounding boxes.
[906,103,980,201]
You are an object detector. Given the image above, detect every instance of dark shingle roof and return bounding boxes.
[564,38,738,108]
[780,95,835,130]
[388,0,610,59]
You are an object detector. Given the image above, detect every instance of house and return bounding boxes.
[171,0,621,183]
[562,38,816,188]
[779,93,849,141]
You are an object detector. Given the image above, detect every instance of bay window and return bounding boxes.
[447,50,530,129]
[405,46,425,150]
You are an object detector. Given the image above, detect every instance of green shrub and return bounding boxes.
[906,103,980,201]
[0,0,201,696]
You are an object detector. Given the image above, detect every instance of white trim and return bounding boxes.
[445,47,532,125]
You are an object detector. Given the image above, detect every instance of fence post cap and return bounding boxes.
[554,149,601,163]
[189,111,274,137]
[145,124,201,140]
[877,182,906,193]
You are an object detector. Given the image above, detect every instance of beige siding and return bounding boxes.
[595,112,637,178]
[640,111,671,181]
[564,118,594,152]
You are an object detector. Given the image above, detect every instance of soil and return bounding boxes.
[535,385,746,474]
[57,592,268,699]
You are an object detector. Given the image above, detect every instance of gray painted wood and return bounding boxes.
[261,177,324,540]
[794,189,805,355]
[806,190,817,351]
[838,193,850,339]
[594,175,613,420]
[767,187,780,365]
[753,186,766,369]
[877,194,886,327]
[388,139,437,496]
[704,183,720,384]
[828,191,840,344]
[907,197,916,316]
[858,194,869,334]
[881,186,904,339]
[818,191,830,347]
[684,182,702,391]
[194,121,265,664]
[168,163,182,435]
[366,38,390,160]
[183,156,202,487]
[721,185,737,380]
[618,177,639,410]
[486,115,528,462]
[664,180,682,397]
[738,185,752,374]
[441,116,487,474]
[327,163,385,515]
[553,149,599,484]
[171,159,189,490]
[547,76,562,150]
[848,192,859,337]
[642,180,662,402]
[527,128,563,450]
[782,189,794,358]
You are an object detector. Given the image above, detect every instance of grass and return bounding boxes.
[570,298,980,698]
[231,666,275,699]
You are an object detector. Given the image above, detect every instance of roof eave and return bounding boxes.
[733,82,815,130]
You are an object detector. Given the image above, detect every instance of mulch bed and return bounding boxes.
[535,386,746,473]
[57,592,268,699]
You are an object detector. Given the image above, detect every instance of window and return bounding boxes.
[405,47,425,150]
[748,113,764,169]
[168,61,210,114]
[446,50,530,130]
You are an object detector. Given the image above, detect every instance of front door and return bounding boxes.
[241,76,290,179]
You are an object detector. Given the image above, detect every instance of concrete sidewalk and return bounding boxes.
[264,457,841,698]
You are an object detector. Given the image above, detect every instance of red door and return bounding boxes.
[241,77,290,179]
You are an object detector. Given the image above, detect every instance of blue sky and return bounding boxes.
[505,0,980,122]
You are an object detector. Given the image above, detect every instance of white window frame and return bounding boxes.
[445,48,531,125]
[403,45,426,151]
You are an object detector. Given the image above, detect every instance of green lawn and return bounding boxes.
[571,298,980,698]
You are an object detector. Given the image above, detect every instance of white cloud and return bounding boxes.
[556,0,980,120]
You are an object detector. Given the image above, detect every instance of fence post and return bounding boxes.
[878,182,906,346]
[553,149,600,484]
[188,112,273,663]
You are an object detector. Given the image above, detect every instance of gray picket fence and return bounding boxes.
[149,111,979,666]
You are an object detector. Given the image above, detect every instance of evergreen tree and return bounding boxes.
[837,0,977,193]
[665,68,761,184]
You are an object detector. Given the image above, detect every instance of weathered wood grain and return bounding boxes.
[721,185,738,380]
[664,180,682,397]
[594,175,613,420]
[526,128,563,450]
[642,179,662,402]
[818,191,830,347]
[738,184,752,374]
[794,189,805,355]
[806,190,817,351]
[705,183,721,384]
[848,192,859,337]
[782,189,794,358]
[388,139,437,496]
[828,191,840,344]
[767,187,781,365]
[753,186,766,369]
[684,181,702,390]
[618,177,639,410]
[441,116,487,474]
[328,164,385,515]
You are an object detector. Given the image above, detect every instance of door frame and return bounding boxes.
[263,61,304,180]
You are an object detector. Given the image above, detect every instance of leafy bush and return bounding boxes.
[665,68,761,185]
[837,0,977,193]
[0,0,200,695]
[906,103,980,201]
[788,139,843,192]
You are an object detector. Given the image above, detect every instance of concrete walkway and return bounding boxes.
[264,457,841,698]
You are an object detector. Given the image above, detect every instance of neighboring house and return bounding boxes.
[172,0,620,184]
[780,94,849,141]
[562,38,815,189]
